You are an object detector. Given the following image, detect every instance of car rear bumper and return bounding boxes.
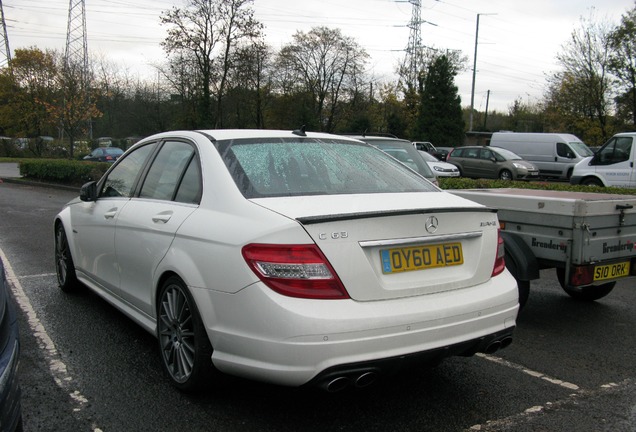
[191,270,518,387]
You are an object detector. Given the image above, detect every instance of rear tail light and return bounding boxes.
[569,265,594,286]
[491,230,506,277]
[242,244,350,299]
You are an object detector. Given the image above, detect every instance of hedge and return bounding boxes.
[438,177,636,195]
[12,158,636,195]
[19,159,110,186]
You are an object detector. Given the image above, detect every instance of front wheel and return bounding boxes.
[555,267,615,301]
[499,169,513,181]
[157,276,214,392]
[581,177,604,187]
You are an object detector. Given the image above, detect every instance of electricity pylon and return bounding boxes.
[400,0,424,90]
[64,0,92,139]
[0,0,11,68]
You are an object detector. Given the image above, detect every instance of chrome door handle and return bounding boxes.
[104,208,118,219]
[152,212,173,223]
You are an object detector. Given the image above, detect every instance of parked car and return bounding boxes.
[0,258,23,431]
[348,135,438,185]
[54,129,518,392]
[433,147,454,161]
[413,141,449,161]
[417,150,460,177]
[447,146,539,180]
[83,147,124,163]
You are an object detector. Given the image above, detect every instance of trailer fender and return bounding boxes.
[500,231,540,281]
[501,232,539,310]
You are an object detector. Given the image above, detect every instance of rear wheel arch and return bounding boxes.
[156,274,216,392]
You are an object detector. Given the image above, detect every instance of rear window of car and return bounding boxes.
[217,138,438,198]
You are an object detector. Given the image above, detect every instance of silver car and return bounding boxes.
[447,146,539,180]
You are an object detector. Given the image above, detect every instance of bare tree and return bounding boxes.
[160,0,262,128]
[276,27,369,132]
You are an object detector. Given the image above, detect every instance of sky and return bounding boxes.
[4,0,635,113]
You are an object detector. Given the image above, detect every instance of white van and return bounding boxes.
[490,132,594,180]
[570,132,636,188]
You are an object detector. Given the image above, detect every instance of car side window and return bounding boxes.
[100,143,156,198]
[465,148,478,159]
[556,142,571,158]
[140,141,197,201]
[479,149,493,160]
[174,156,202,204]
[596,137,632,165]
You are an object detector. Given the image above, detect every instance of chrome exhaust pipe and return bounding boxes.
[355,371,378,388]
[499,336,513,349]
[325,376,351,392]
[484,340,501,354]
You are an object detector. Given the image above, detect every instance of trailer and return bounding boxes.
[451,188,636,308]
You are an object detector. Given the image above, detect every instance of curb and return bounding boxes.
[0,177,80,192]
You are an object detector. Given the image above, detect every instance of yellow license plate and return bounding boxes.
[381,242,464,274]
[593,261,631,281]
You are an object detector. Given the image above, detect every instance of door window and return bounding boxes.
[140,141,200,202]
[596,137,633,165]
[100,143,156,198]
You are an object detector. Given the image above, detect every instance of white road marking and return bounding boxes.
[477,352,580,390]
[0,248,100,430]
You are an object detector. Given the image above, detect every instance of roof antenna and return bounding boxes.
[292,125,307,137]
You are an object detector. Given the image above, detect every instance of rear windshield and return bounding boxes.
[217,138,437,198]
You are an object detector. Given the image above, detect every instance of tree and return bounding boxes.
[226,40,272,128]
[0,48,58,154]
[546,11,615,141]
[608,4,636,127]
[161,0,262,128]
[417,55,464,147]
[45,59,102,157]
[276,26,369,132]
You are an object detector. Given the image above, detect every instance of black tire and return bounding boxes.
[55,223,80,292]
[499,169,513,181]
[157,276,214,392]
[581,177,603,187]
[504,253,529,310]
[555,267,615,301]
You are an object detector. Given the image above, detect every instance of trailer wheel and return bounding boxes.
[556,268,616,301]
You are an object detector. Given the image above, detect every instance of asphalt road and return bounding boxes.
[0,179,635,432]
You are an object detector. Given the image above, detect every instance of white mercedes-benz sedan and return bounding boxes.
[54,129,518,392]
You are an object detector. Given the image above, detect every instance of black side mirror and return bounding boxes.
[80,181,98,202]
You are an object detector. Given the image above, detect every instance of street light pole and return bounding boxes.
[469,13,496,132]
[469,13,480,132]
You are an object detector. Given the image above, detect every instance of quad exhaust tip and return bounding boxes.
[323,370,379,392]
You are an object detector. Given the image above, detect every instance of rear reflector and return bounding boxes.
[242,244,349,299]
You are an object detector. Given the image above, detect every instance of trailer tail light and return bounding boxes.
[491,230,506,277]
[569,265,594,286]
[242,244,350,299]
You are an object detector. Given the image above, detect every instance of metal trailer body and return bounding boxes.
[451,188,636,304]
